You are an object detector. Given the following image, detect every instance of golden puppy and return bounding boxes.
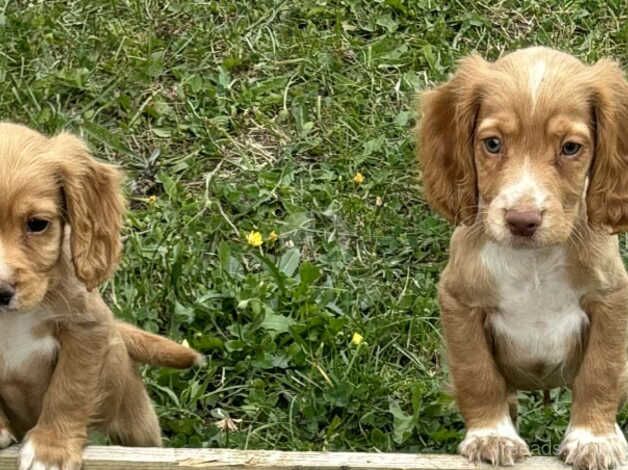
[418,47,628,470]
[0,123,203,470]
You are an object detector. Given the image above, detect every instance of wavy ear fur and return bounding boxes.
[418,56,489,225]
[585,59,628,233]
[52,132,125,290]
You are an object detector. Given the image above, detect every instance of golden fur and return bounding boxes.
[419,47,628,470]
[0,123,203,470]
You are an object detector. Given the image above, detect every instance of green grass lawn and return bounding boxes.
[1,0,626,455]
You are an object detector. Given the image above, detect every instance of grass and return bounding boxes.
[0,0,626,455]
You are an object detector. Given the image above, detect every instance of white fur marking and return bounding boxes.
[0,243,12,282]
[462,415,521,441]
[497,158,547,210]
[529,60,546,107]
[18,440,35,470]
[560,424,627,466]
[0,428,15,449]
[0,310,58,376]
[481,243,588,367]
[563,425,625,445]
[19,439,62,470]
[194,354,207,367]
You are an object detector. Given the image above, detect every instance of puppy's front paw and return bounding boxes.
[559,425,627,470]
[18,429,82,470]
[459,418,530,466]
[0,427,16,449]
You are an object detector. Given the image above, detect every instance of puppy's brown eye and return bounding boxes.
[483,137,502,154]
[26,218,49,234]
[561,142,582,157]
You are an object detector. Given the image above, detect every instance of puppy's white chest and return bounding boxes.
[0,310,58,378]
[481,243,588,367]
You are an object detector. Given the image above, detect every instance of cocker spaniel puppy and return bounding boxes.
[0,123,203,470]
[418,47,628,470]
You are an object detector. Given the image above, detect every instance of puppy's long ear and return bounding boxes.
[586,59,628,233]
[52,132,125,290]
[418,56,488,225]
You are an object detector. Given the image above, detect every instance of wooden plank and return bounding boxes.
[0,446,600,470]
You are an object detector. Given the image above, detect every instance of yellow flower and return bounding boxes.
[351,332,364,346]
[246,231,263,247]
[267,230,278,242]
[148,195,158,204]
[181,339,190,349]
[353,172,365,184]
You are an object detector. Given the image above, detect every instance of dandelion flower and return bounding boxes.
[148,195,158,204]
[351,332,364,346]
[353,172,365,184]
[246,231,263,247]
[267,230,278,242]
[375,196,383,207]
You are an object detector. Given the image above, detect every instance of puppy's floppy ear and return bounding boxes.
[586,59,628,233]
[418,55,488,225]
[51,132,125,290]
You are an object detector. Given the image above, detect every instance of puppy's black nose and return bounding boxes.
[505,209,542,237]
[0,283,15,306]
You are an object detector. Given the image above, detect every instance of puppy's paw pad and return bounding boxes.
[460,433,530,466]
[559,426,627,470]
[0,428,16,449]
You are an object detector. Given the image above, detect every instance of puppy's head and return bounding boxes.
[0,123,124,310]
[419,47,628,247]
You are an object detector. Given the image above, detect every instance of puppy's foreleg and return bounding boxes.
[559,289,628,470]
[440,287,530,466]
[18,322,110,470]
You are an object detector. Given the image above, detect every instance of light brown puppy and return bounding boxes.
[419,47,628,470]
[0,123,203,470]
